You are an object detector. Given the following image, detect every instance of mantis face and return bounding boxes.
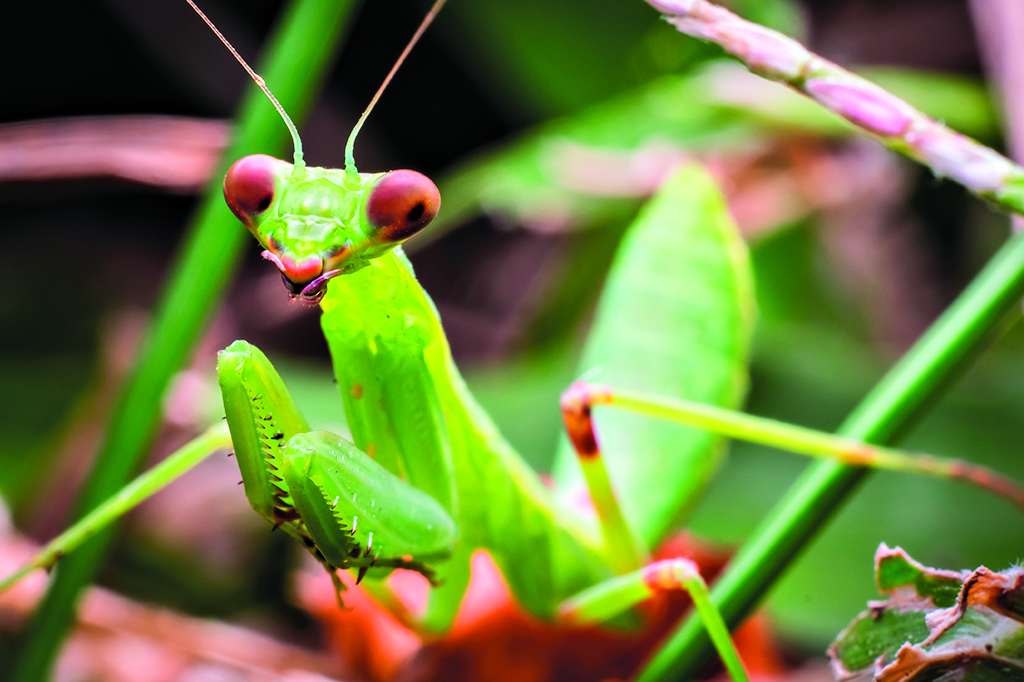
[224,154,440,303]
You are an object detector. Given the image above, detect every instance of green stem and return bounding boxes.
[0,425,231,595]
[11,2,360,680]
[637,229,1024,681]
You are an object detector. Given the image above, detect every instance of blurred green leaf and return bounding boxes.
[436,0,806,121]
[551,164,755,550]
[428,61,998,258]
[429,68,767,244]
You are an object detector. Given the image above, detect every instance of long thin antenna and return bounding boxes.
[186,0,307,178]
[343,0,448,184]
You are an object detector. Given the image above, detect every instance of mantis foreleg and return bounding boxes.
[281,430,455,583]
[217,338,457,603]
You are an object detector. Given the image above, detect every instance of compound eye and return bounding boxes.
[365,170,440,244]
[224,154,279,225]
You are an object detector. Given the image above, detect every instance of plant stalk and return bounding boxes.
[646,0,1024,216]
[638,228,1024,680]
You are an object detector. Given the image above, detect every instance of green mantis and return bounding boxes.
[8,2,1024,681]
[198,0,1024,665]
[216,144,611,627]
[210,69,755,674]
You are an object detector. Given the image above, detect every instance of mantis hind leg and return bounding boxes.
[555,380,1024,682]
[561,382,1024,512]
[557,559,751,682]
[557,383,754,680]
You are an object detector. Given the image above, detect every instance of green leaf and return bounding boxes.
[875,544,966,608]
[552,164,755,549]
[831,608,930,674]
[830,547,1024,681]
[429,70,760,245]
[427,63,997,257]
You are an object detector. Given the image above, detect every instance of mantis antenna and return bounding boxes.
[187,0,448,184]
[343,0,448,184]
[185,0,307,179]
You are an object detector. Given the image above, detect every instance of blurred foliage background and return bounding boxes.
[2,0,1024,671]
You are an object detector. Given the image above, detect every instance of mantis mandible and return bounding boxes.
[6,3,1024,680]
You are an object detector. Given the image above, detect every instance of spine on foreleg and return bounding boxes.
[217,340,311,535]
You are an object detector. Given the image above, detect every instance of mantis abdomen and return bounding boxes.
[321,250,611,624]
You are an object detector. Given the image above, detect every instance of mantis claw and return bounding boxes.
[328,569,351,611]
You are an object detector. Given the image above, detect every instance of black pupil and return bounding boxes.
[256,194,273,212]
[406,203,424,223]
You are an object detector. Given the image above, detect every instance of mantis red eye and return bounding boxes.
[365,170,440,243]
[224,154,279,225]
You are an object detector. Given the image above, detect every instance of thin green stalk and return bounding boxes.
[561,384,649,574]
[0,425,230,595]
[637,229,1024,681]
[579,452,649,573]
[12,2,360,679]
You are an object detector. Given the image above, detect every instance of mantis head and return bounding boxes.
[224,154,440,304]
[191,0,446,304]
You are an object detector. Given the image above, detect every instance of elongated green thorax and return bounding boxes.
[319,251,459,520]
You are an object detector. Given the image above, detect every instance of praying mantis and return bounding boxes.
[7,2,1024,681]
